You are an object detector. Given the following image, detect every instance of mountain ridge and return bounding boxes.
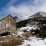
[14,12,46,23]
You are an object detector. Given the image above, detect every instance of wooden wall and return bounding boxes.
[2,15,16,27]
[0,15,16,30]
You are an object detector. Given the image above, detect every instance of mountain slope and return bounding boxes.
[14,12,46,23]
[13,12,46,28]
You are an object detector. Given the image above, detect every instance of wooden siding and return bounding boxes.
[0,15,16,35]
[0,15,16,31]
[2,15,16,27]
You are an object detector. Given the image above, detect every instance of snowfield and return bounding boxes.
[19,36,46,46]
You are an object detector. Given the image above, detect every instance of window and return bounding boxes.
[1,22,6,27]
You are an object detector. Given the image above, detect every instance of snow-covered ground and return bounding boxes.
[20,25,40,31]
[18,28,46,46]
[17,32,24,36]
[19,36,46,46]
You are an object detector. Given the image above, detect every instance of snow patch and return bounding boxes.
[19,37,46,46]
[17,32,24,36]
[20,25,40,31]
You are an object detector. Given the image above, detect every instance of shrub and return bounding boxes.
[23,30,28,32]
[39,30,46,37]
[31,29,39,35]
[2,39,22,46]
[31,29,46,37]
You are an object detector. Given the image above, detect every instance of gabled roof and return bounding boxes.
[0,14,15,21]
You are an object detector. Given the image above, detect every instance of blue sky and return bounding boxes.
[0,0,46,16]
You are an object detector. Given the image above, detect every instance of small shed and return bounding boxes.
[0,14,16,36]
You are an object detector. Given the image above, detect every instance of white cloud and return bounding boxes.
[7,5,31,15]
[1,0,46,16]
